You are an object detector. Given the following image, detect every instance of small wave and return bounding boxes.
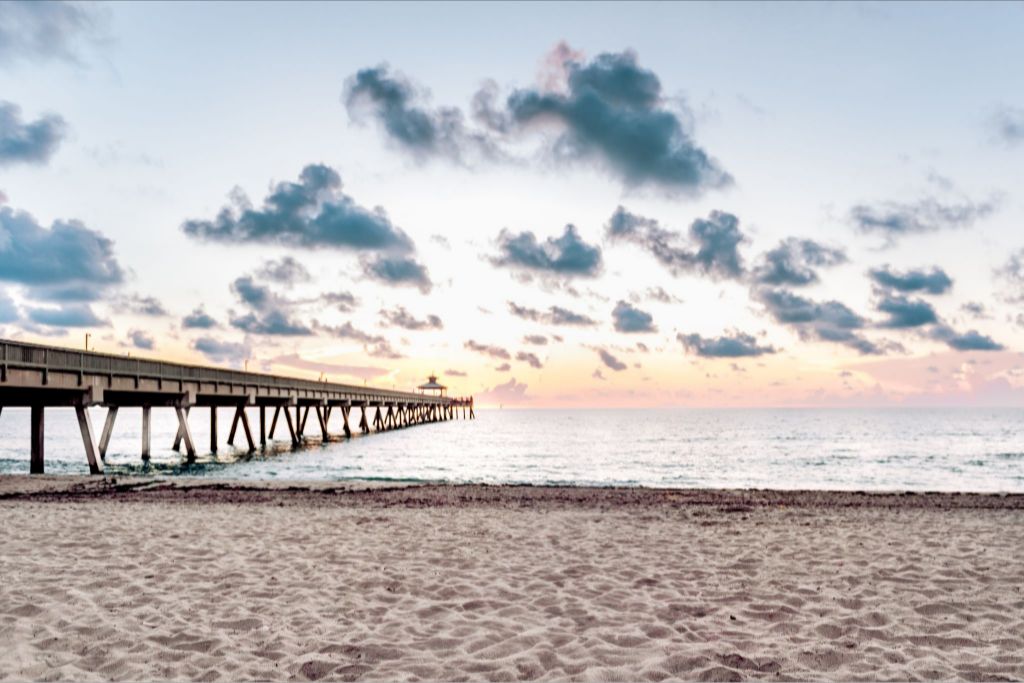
[994,452,1024,460]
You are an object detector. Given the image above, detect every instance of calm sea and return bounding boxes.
[0,407,1022,492]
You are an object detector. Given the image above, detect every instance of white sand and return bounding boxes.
[1,479,1022,681]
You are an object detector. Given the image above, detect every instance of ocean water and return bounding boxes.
[0,407,1022,492]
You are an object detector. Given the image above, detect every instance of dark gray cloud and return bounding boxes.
[360,254,432,293]
[491,224,602,278]
[876,295,939,329]
[128,329,154,350]
[478,45,731,194]
[597,348,627,371]
[507,301,598,326]
[0,101,66,166]
[849,196,998,241]
[26,303,106,328]
[677,331,775,358]
[990,106,1024,146]
[523,334,548,345]
[229,275,311,336]
[868,265,953,295]
[606,206,745,280]
[0,207,125,294]
[182,307,217,329]
[465,340,511,360]
[380,306,442,331]
[192,336,250,366]
[751,238,846,287]
[612,300,655,333]
[515,351,543,369]
[257,256,311,285]
[344,65,496,163]
[754,288,879,355]
[182,164,414,252]
[930,326,1003,352]
[0,1,105,65]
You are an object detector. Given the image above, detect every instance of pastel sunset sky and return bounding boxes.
[1,1,1023,407]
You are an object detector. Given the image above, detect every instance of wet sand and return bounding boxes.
[1,476,1023,681]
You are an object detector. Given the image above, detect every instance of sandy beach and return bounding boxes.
[1,477,1023,682]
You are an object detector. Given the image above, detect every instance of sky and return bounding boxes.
[1,1,1023,408]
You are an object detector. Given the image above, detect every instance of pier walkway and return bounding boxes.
[0,339,473,474]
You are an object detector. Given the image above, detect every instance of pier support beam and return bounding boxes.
[174,405,196,461]
[210,407,218,453]
[30,405,44,474]
[239,408,255,453]
[75,405,102,475]
[342,406,352,438]
[141,406,151,460]
[282,405,299,446]
[269,406,280,439]
[260,406,266,448]
[99,406,118,459]
[172,406,190,451]
[316,405,329,440]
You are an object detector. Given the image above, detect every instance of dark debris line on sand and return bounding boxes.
[0,475,1022,510]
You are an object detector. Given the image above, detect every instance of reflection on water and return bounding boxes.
[0,407,1022,492]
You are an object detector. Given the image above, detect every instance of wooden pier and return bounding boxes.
[0,339,474,474]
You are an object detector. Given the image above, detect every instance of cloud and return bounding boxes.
[445,369,467,377]
[182,307,217,329]
[849,195,998,242]
[876,295,939,328]
[491,224,602,278]
[193,336,250,366]
[315,321,403,359]
[612,300,655,333]
[515,351,543,369]
[318,290,358,313]
[751,238,846,287]
[477,44,731,194]
[996,249,1024,302]
[868,265,953,295]
[380,305,442,330]
[270,353,389,380]
[360,254,432,293]
[523,334,548,345]
[229,275,311,336]
[128,329,154,350]
[677,331,775,358]
[507,301,598,326]
[990,105,1024,146]
[930,326,1003,352]
[495,362,511,372]
[961,302,988,319]
[182,164,414,252]
[344,65,496,163]
[606,206,745,280]
[754,287,880,355]
[0,206,125,300]
[476,377,529,405]
[592,369,606,381]
[257,256,311,285]
[0,290,18,323]
[0,1,106,65]
[26,303,106,327]
[597,348,627,371]
[640,286,682,304]
[465,340,511,360]
[0,101,66,166]
[123,295,167,317]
